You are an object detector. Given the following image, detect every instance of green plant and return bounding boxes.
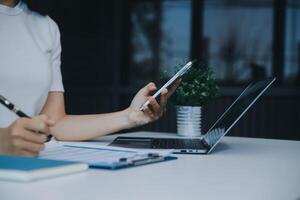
[162,62,219,106]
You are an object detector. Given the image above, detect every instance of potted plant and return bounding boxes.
[163,62,219,137]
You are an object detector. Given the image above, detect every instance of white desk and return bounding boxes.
[1,131,300,200]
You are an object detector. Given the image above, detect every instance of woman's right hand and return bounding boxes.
[0,115,54,156]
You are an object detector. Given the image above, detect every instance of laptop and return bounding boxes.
[110,78,276,154]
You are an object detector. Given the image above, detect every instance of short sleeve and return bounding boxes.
[48,17,64,92]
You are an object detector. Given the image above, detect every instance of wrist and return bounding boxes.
[122,107,139,129]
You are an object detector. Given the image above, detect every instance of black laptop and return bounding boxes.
[110,78,276,154]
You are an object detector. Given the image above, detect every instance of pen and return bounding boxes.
[118,153,162,166]
[0,94,52,141]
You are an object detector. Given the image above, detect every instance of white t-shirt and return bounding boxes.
[0,1,64,127]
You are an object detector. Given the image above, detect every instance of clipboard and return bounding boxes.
[39,141,177,170]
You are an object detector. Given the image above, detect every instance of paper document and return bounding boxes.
[39,141,174,169]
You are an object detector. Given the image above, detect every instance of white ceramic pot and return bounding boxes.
[176,106,202,137]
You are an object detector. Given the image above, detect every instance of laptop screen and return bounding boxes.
[203,78,276,149]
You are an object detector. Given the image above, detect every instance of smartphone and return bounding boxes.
[139,60,194,111]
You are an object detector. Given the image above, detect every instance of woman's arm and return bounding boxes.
[41,81,180,141]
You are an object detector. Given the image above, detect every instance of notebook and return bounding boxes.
[39,140,176,170]
[0,155,88,182]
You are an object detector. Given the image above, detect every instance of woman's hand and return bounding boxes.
[127,79,181,127]
[0,115,54,156]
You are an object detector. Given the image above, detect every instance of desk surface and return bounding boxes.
[1,131,300,200]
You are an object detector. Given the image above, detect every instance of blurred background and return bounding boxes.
[48,0,300,140]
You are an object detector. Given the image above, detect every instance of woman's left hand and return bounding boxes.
[127,79,181,127]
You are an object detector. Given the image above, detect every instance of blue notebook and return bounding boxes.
[0,155,88,182]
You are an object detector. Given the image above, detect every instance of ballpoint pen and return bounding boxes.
[118,153,163,166]
[0,94,52,141]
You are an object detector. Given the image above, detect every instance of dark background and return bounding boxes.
[48,0,300,140]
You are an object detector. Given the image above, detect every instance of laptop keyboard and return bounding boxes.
[152,138,208,150]
[202,127,226,147]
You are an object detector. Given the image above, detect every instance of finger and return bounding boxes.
[22,118,50,134]
[143,107,156,120]
[166,78,181,98]
[17,129,48,144]
[148,97,161,114]
[35,115,55,141]
[160,88,168,108]
[138,82,157,96]
[13,138,45,153]
[145,107,159,121]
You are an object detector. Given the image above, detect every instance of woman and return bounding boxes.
[0,0,180,156]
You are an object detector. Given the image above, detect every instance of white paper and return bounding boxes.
[39,140,173,165]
